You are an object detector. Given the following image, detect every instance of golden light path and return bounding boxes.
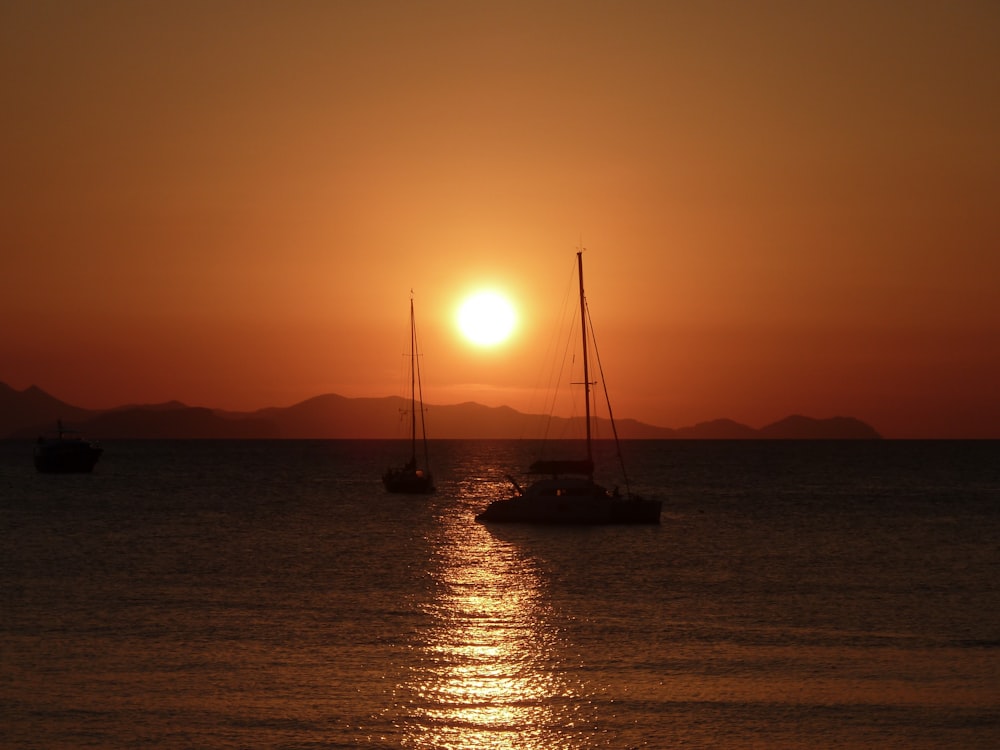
[393,493,595,749]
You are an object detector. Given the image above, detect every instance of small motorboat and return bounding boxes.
[34,420,103,473]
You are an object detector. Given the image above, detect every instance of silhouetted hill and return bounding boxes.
[429,402,548,439]
[83,406,279,439]
[0,382,98,436]
[107,400,191,412]
[758,415,882,439]
[0,382,882,439]
[253,394,406,438]
[676,419,758,439]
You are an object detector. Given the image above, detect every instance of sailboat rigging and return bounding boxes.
[383,295,435,494]
[475,250,661,524]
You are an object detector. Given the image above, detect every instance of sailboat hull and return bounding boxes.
[383,468,435,494]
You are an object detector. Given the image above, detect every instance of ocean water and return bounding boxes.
[1,439,998,749]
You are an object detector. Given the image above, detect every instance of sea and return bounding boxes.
[1,439,998,749]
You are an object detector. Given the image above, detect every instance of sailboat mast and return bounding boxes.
[413,299,431,472]
[577,250,592,464]
[409,296,417,462]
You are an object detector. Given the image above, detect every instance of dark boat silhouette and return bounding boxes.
[476,251,661,524]
[34,420,103,473]
[383,295,435,494]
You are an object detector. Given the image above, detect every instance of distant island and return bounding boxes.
[0,382,881,440]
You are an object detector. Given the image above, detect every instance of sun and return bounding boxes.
[457,291,516,346]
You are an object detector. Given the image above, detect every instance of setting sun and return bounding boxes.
[457,291,516,347]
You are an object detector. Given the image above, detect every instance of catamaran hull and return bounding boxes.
[475,495,661,525]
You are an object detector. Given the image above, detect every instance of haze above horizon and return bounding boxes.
[3,2,998,439]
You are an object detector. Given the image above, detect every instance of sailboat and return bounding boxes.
[383,295,435,494]
[475,251,661,524]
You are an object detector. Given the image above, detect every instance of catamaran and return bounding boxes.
[476,251,661,524]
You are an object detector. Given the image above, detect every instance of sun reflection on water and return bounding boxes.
[394,507,593,749]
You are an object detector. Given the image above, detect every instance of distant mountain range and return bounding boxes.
[0,382,882,440]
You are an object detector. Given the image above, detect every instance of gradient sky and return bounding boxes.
[3,1,998,438]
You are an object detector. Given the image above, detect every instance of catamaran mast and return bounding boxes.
[577,250,592,467]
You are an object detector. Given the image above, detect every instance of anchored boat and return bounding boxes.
[475,251,661,524]
[34,420,103,473]
[383,295,435,494]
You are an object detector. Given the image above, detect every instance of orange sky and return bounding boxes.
[3,1,998,438]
